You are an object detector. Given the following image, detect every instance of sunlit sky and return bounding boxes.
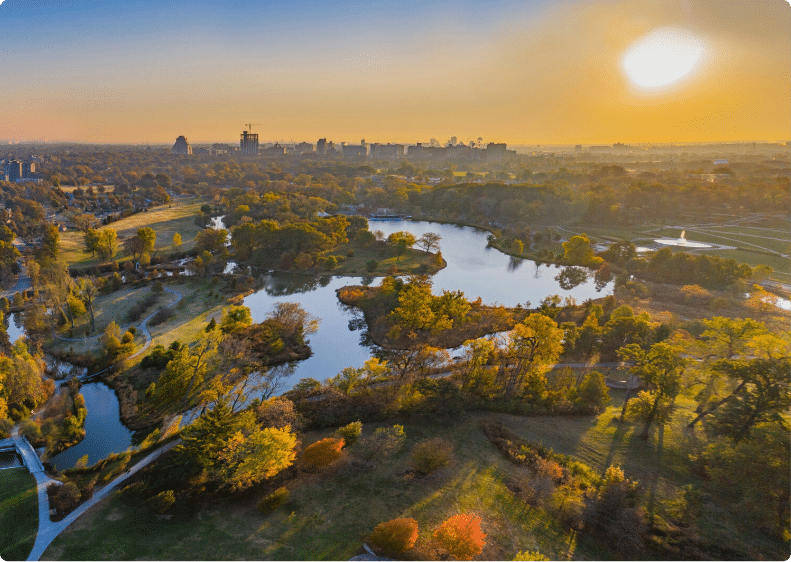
[0,0,788,144]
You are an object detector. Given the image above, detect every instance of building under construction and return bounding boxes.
[240,130,259,155]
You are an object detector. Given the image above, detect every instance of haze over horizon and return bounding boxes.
[0,0,788,145]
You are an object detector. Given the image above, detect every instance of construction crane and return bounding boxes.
[244,122,260,133]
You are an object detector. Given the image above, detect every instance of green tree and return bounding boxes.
[220,305,253,334]
[618,342,685,438]
[392,283,435,331]
[361,424,406,463]
[387,231,416,262]
[217,425,297,491]
[195,228,228,254]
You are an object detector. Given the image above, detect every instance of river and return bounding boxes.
[18,219,612,469]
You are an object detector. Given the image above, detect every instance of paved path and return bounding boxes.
[10,428,62,562]
[27,440,180,561]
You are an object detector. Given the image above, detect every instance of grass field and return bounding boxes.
[60,198,204,267]
[0,467,38,561]
[41,402,788,561]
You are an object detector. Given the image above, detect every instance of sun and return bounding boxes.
[622,28,704,89]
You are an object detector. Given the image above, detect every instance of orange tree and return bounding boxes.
[433,513,486,560]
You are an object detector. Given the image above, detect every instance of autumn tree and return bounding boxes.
[496,313,564,398]
[361,424,405,464]
[562,234,603,267]
[433,513,486,561]
[302,437,345,469]
[172,232,182,249]
[387,231,416,262]
[369,518,419,555]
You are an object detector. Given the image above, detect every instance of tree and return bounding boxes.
[220,305,253,334]
[416,232,441,253]
[392,283,435,331]
[562,234,602,267]
[387,231,416,262]
[95,229,118,260]
[459,338,496,394]
[151,328,222,407]
[706,356,790,442]
[433,514,486,561]
[38,224,60,263]
[361,424,405,464]
[302,437,345,469]
[172,232,182,249]
[217,425,297,491]
[369,518,419,555]
[497,313,564,398]
[195,228,228,254]
[576,371,610,413]
[83,229,100,256]
[618,342,685,438]
[137,227,156,254]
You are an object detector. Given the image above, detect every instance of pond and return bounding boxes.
[48,382,133,471]
[239,220,614,389]
[21,219,613,469]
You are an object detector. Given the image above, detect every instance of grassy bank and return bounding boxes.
[0,468,38,561]
[60,198,204,268]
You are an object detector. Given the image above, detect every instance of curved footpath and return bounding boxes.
[26,440,179,561]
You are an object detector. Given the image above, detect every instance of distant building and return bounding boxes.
[7,160,22,181]
[294,142,314,154]
[485,142,507,161]
[172,135,192,155]
[316,138,327,155]
[22,162,35,177]
[342,144,368,158]
[369,143,405,159]
[264,143,286,156]
[240,130,259,155]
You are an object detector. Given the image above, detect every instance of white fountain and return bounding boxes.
[654,230,712,249]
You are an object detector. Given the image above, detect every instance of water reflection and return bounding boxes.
[555,266,589,290]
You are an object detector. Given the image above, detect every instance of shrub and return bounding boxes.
[433,514,486,561]
[409,437,454,475]
[146,490,176,515]
[302,437,345,469]
[149,307,175,326]
[336,420,362,446]
[256,397,300,430]
[369,517,419,554]
[513,551,549,561]
[366,259,378,272]
[257,486,289,514]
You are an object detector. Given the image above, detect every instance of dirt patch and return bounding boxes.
[105,508,124,521]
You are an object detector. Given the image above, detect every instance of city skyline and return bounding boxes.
[0,0,789,145]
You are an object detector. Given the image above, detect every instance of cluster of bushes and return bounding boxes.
[368,513,486,560]
[141,342,181,370]
[126,292,160,322]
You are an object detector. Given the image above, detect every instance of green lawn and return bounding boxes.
[60,198,204,267]
[0,468,38,561]
[41,400,789,561]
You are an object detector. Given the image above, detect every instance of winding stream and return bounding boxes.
[20,220,613,469]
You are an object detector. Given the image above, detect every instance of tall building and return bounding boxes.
[240,130,259,155]
[316,138,327,155]
[22,162,35,177]
[172,135,192,155]
[7,160,22,181]
[294,142,314,154]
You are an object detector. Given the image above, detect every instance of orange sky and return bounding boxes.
[0,0,788,144]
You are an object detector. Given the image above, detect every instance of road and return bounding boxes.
[26,440,180,561]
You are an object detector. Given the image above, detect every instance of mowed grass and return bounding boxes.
[41,396,789,561]
[43,415,582,561]
[60,198,204,267]
[46,284,165,356]
[0,467,38,562]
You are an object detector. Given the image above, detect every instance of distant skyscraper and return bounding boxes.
[240,130,259,155]
[7,160,22,181]
[316,138,327,155]
[172,135,192,155]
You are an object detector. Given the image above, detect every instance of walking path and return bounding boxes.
[51,286,183,380]
[26,439,179,561]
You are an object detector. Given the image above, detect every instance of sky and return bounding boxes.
[0,0,788,145]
